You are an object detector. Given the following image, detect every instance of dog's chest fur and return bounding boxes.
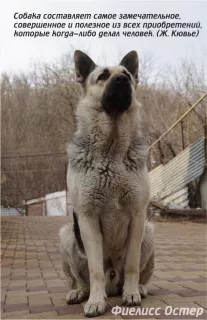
[68,123,148,251]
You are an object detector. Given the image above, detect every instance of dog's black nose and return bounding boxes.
[115,74,129,84]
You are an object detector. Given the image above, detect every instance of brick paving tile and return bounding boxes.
[27,311,59,319]
[28,296,51,307]
[6,290,27,297]
[55,315,88,319]
[178,290,207,297]
[1,216,206,319]
[26,286,48,292]
[26,291,49,297]
[6,295,28,305]
[56,304,84,316]
[1,310,30,319]
[27,280,46,287]
[51,298,66,307]
[30,304,55,314]
[3,303,29,313]
[10,276,27,281]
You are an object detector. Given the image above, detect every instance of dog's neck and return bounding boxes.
[69,109,147,172]
[82,111,136,157]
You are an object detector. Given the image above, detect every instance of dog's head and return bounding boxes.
[74,50,139,116]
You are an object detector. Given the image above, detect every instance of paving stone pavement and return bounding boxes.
[1,216,206,319]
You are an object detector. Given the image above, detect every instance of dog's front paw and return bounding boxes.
[122,291,141,306]
[139,284,148,298]
[84,299,106,317]
[66,288,89,304]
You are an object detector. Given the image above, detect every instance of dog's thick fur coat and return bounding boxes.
[60,50,154,317]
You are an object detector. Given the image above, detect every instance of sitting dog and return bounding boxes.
[62,50,154,317]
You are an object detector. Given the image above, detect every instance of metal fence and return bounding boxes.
[149,137,205,207]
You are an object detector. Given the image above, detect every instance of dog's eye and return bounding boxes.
[97,70,110,82]
[123,70,131,81]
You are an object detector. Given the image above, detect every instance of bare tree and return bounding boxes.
[1,52,206,206]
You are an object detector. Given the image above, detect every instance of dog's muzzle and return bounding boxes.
[101,74,132,115]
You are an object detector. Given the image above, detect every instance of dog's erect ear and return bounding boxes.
[120,51,139,82]
[74,50,96,84]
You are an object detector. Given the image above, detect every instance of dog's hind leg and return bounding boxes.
[62,253,90,304]
[62,248,90,304]
[62,260,76,290]
[139,251,155,297]
[60,225,90,304]
[66,272,90,304]
[139,221,155,298]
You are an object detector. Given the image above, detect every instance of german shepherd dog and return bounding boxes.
[59,50,154,317]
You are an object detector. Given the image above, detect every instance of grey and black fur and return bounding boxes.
[73,210,85,254]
